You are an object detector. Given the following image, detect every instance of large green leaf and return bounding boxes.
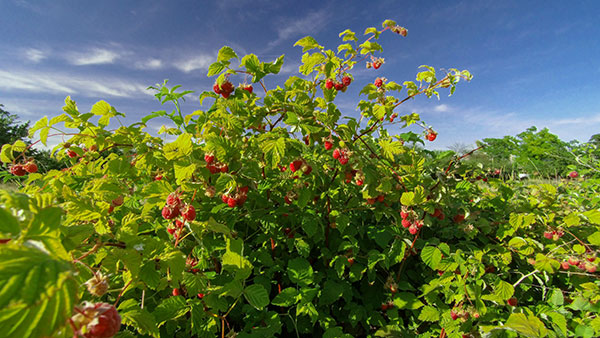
[244,284,270,310]
[0,243,78,338]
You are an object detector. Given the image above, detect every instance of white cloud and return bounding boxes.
[24,48,47,63]
[267,10,329,49]
[0,69,148,98]
[67,48,120,65]
[434,104,450,112]
[134,58,163,70]
[174,55,213,73]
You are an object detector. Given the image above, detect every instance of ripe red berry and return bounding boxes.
[10,164,27,176]
[338,156,348,165]
[220,81,234,98]
[303,165,313,175]
[507,297,517,306]
[374,78,383,87]
[182,204,196,222]
[162,205,179,220]
[333,148,341,159]
[242,85,253,94]
[453,214,465,223]
[427,132,437,142]
[204,154,215,164]
[197,293,205,299]
[561,261,570,270]
[325,79,334,89]
[381,303,389,311]
[154,174,163,181]
[400,211,409,219]
[373,61,382,69]
[67,149,78,158]
[586,264,597,273]
[290,160,303,172]
[24,161,38,173]
[450,310,459,320]
[324,141,333,150]
[284,196,292,205]
[73,302,121,338]
[222,194,229,203]
[227,196,237,208]
[172,288,180,296]
[569,171,579,178]
[342,76,352,87]
[220,164,229,173]
[166,192,181,207]
[543,231,553,240]
[356,179,364,186]
[213,83,222,94]
[401,219,411,228]
[334,82,345,91]
[283,227,292,235]
[377,195,385,203]
[569,257,580,266]
[408,225,418,235]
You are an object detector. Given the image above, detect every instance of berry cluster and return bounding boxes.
[400,207,423,235]
[161,191,196,239]
[9,161,37,176]
[205,153,229,174]
[561,255,597,273]
[366,56,384,69]
[221,186,249,208]
[543,229,564,240]
[70,302,121,338]
[332,148,349,165]
[366,194,386,205]
[324,75,352,92]
[213,79,235,99]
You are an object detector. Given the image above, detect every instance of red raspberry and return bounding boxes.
[207,164,219,174]
[197,293,205,299]
[569,257,580,266]
[450,310,459,320]
[166,192,181,207]
[290,160,303,173]
[67,149,78,158]
[377,195,385,202]
[213,82,222,94]
[172,288,180,296]
[303,165,312,175]
[338,156,348,165]
[408,225,418,235]
[507,297,517,306]
[227,196,237,208]
[373,61,381,70]
[204,154,215,164]
[543,231,553,240]
[334,82,345,91]
[154,174,163,181]
[356,179,364,186]
[10,164,27,176]
[453,214,465,223]
[24,161,38,173]
[401,219,411,228]
[182,204,196,222]
[221,91,231,99]
[374,78,383,87]
[167,227,176,235]
[347,258,354,266]
[220,81,234,96]
[366,198,376,205]
[284,196,292,205]
[332,148,341,159]
[561,261,570,270]
[586,264,597,273]
[400,211,409,219]
[427,132,437,141]
[324,141,333,150]
[72,302,121,338]
[325,79,334,89]
[569,171,578,178]
[222,194,229,204]
[162,205,179,220]
[381,303,389,311]
[175,220,184,228]
[342,76,352,87]
[242,85,253,94]
[220,164,229,173]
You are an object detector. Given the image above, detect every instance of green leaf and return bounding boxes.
[244,284,270,310]
[272,288,299,307]
[0,144,13,163]
[174,162,196,184]
[0,208,19,235]
[319,280,343,305]
[153,296,189,326]
[260,137,286,169]
[588,231,600,246]
[299,52,325,75]
[0,243,77,338]
[217,46,238,62]
[534,253,559,273]
[401,186,425,206]
[28,116,48,138]
[293,36,323,52]
[418,306,439,322]
[241,54,261,73]
[120,307,160,338]
[584,210,600,225]
[222,238,253,281]
[420,246,442,270]
[547,312,567,336]
[91,100,112,115]
[504,313,548,338]
[163,133,193,160]
[287,257,313,285]
[393,292,423,310]
[494,280,514,301]
[207,62,226,77]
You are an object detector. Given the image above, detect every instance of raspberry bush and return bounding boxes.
[1,19,600,337]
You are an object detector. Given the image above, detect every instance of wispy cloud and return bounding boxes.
[434,104,450,113]
[174,54,213,73]
[0,69,148,98]
[267,10,329,50]
[134,58,163,70]
[66,48,121,66]
[24,48,47,63]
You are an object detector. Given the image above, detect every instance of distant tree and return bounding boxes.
[0,104,66,172]
[589,133,600,146]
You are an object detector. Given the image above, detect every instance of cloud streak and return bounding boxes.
[0,69,149,98]
[267,10,329,49]
[66,48,121,66]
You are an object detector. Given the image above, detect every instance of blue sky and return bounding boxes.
[1,0,599,150]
